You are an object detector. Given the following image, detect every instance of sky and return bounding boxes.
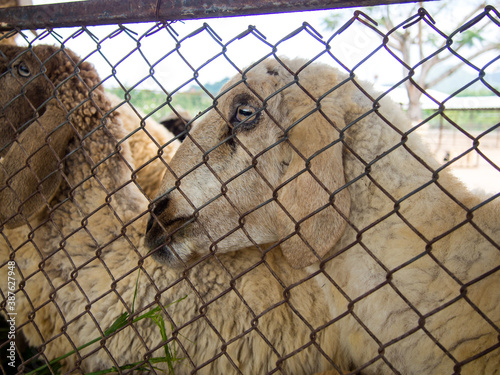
[26,0,500,95]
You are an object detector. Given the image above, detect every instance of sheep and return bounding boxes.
[0,46,348,374]
[145,57,500,374]
[160,109,191,142]
[0,45,179,199]
[0,43,177,366]
[107,94,181,197]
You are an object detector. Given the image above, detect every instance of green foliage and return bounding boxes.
[106,78,229,122]
[26,270,187,375]
[322,13,344,31]
[423,109,499,130]
[456,30,485,48]
[107,87,213,122]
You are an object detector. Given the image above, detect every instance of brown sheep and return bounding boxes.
[146,57,500,374]
[0,46,345,374]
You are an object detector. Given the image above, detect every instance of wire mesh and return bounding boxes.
[0,3,499,375]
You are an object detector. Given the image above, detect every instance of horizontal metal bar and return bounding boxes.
[0,0,435,31]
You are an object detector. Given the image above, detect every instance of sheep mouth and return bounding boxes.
[145,215,197,267]
[149,239,197,268]
[150,243,192,268]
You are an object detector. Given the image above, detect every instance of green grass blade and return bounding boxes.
[26,269,187,375]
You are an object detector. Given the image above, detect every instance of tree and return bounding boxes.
[323,0,500,122]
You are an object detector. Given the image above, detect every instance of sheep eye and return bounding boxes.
[235,105,257,123]
[16,62,31,78]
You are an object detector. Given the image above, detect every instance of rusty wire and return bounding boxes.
[0,3,499,375]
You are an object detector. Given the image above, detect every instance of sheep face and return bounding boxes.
[146,58,351,269]
[0,45,77,227]
[0,46,56,157]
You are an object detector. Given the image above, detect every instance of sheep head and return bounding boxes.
[0,45,105,228]
[1,45,57,156]
[145,58,351,269]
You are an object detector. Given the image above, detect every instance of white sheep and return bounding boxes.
[146,57,500,374]
[0,46,348,374]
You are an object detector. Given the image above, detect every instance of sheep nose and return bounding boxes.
[145,215,155,234]
[145,195,171,235]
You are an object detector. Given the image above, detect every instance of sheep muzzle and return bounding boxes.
[145,212,198,267]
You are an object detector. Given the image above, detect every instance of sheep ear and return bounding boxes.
[276,110,350,269]
[0,102,72,228]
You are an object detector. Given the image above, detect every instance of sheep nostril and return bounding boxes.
[146,215,154,234]
[146,195,171,235]
[152,195,171,217]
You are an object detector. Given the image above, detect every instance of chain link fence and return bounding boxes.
[0,1,499,374]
